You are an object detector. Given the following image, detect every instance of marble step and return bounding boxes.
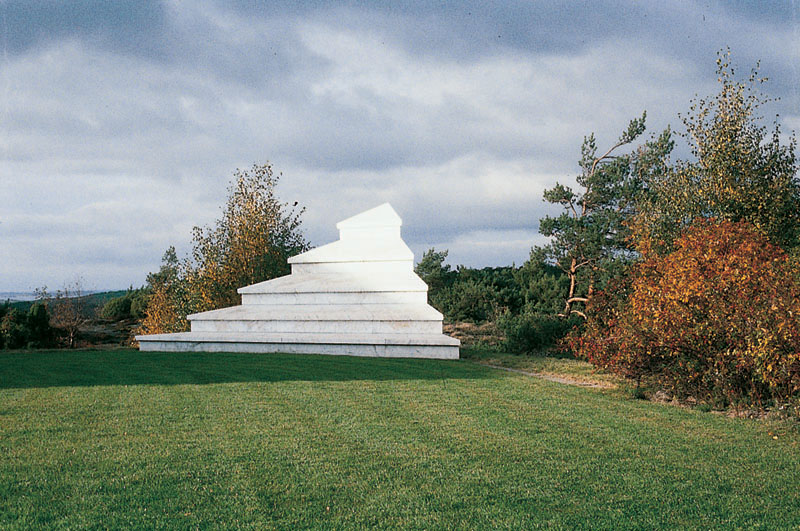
[191,318,441,335]
[239,271,428,294]
[136,331,460,359]
[288,234,413,265]
[241,291,426,305]
[139,331,460,346]
[238,272,428,305]
[189,303,443,335]
[188,303,442,322]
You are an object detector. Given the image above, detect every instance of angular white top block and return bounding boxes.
[336,202,402,230]
[289,203,413,267]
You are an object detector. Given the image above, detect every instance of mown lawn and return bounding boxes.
[1,350,798,529]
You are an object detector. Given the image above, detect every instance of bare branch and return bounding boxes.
[567,297,590,304]
[589,140,626,177]
[558,310,587,320]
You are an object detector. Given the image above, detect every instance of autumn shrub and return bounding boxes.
[138,248,192,335]
[570,219,800,408]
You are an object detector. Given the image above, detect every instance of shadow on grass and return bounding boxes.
[0,349,489,390]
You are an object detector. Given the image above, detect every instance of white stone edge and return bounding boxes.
[237,276,428,294]
[186,303,444,321]
[138,341,459,360]
[135,331,460,347]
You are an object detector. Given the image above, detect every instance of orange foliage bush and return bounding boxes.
[570,219,800,407]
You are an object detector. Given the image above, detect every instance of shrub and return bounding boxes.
[26,302,56,348]
[570,219,800,408]
[415,248,455,297]
[129,289,150,319]
[1,309,27,349]
[416,250,524,324]
[0,303,56,349]
[514,255,570,316]
[435,280,499,323]
[101,288,150,321]
[499,312,581,354]
[101,295,132,320]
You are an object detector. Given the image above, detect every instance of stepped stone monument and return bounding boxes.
[136,203,460,359]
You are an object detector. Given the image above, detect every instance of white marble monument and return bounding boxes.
[136,203,460,359]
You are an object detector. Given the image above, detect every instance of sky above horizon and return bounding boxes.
[2,1,799,291]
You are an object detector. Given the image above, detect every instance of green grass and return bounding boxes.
[1,350,798,529]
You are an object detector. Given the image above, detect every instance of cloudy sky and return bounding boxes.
[1,1,798,292]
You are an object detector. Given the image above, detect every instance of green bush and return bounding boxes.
[415,248,455,296]
[416,249,527,324]
[101,295,132,320]
[514,252,570,315]
[101,288,149,321]
[26,302,56,348]
[0,302,57,349]
[129,290,150,319]
[1,309,27,349]
[498,312,581,354]
[434,280,498,323]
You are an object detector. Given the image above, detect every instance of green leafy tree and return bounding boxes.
[538,113,673,318]
[633,50,800,255]
[0,301,56,349]
[101,294,132,321]
[437,276,499,323]
[100,287,150,321]
[0,308,26,349]
[416,250,525,323]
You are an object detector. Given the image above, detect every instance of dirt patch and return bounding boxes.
[475,361,616,389]
[444,322,503,347]
[77,318,138,347]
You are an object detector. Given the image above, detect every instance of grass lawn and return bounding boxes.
[1,349,798,529]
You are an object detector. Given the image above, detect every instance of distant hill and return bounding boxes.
[6,290,128,315]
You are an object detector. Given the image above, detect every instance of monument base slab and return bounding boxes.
[137,332,459,359]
